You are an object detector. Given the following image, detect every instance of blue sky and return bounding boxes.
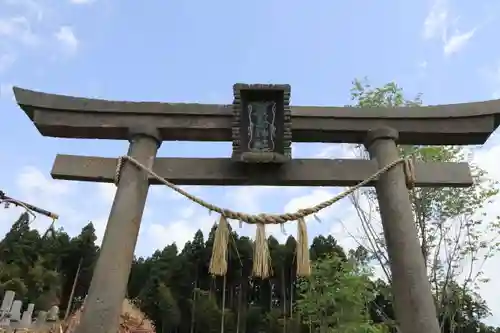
[2,0,500,325]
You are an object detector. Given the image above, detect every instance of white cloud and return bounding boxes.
[178,205,196,219]
[272,188,354,245]
[147,222,198,252]
[17,167,71,197]
[0,167,127,250]
[0,0,82,76]
[226,186,283,214]
[0,167,74,237]
[69,0,95,4]
[474,140,500,178]
[0,205,29,234]
[443,28,476,57]
[470,140,500,326]
[422,0,478,57]
[54,26,79,55]
[3,0,45,22]
[144,209,216,253]
[313,143,357,159]
[422,0,449,41]
[98,183,116,204]
[0,16,40,46]
[330,194,375,252]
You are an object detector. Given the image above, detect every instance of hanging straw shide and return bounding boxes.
[296,217,311,276]
[252,223,271,279]
[209,215,230,276]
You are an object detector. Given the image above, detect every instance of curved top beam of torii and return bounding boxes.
[13,86,500,145]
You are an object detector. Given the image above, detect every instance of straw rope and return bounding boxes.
[114,154,415,277]
[114,156,415,225]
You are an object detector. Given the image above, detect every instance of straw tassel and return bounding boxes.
[252,223,271,279]
[209,215,229,276]
[296,218,311,277]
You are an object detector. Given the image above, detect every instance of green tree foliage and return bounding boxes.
[296,255,384,333]
[1,80,499,333]
[1,212,498,333]
[348,78,500,333]
[0,215,98,315]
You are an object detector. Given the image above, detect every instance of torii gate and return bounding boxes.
[13,84,500,333]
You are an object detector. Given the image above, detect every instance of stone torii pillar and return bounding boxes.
[75,127,161,333]
[366,128,440,333]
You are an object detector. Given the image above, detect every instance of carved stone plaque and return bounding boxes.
[232,83,291,163]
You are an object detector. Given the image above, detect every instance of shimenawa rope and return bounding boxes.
[1,197,58,239]
[114,155,416,278]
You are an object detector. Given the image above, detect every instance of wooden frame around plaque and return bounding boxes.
[231,83,292,163]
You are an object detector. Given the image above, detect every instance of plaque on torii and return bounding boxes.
[13,84,500,333]
[231,83,292,163]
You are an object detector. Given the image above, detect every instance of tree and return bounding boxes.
[184,231,205,329]
[59,222,99,315]
[0,212,40,269]
[347,78,500,332]
[296,254,385,333]
[1,208,498,333]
